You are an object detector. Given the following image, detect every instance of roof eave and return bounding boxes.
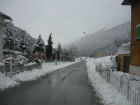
[0,12,12,21]
[122,2,131,5]
[2,15,12,21]
[121,0,131,5]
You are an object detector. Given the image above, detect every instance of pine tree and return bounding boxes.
[33,34,45,58]
[19,35,27,53]
[46,33,53,60]
[57,43,62,60]
[3,29,15,50]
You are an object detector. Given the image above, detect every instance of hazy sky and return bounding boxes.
[0,0,130,47]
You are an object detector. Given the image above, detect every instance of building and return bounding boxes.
[0,12,12,62]
[96,52,103,58]
[122,0,140,76]
[116,42,130,72]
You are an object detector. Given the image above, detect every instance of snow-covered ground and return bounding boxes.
[24,62,36,67]
[0,73,19,91]
[86,57,132,105]
[0,61,78,91]
[13,61,77,82]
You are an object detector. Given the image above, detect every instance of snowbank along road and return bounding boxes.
[0,61,103,105]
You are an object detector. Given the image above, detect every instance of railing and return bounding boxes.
[96,63,140,105]
[0,61,42,76]
[0,61,68,76]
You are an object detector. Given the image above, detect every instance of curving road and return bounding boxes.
[0,61,102,105]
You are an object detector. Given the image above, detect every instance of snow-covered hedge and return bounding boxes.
[4,55,28,65]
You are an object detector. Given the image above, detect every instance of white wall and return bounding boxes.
[130,65,140,77]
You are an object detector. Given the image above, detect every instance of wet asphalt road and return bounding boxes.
[0,61,102,105]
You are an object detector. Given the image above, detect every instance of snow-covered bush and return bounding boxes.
[33,58,41,64]
[16,55,28,65]
[24,62,36,67]
[4,55,28,65]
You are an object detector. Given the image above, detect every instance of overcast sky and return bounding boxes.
[0,0,130,47]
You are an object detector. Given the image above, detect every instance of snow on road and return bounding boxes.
[86,58,132,105]
[0,61,78,91]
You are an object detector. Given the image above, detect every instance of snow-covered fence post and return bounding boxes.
[107,68,111,83]
[3,63,6,74]
[55,60,57,65]
[4,62,7,76]
[138,86,140,105]
[125,76,131,100]
[94,58,95,64]
[120,75,123,93]
[21,64,24,72]
[119,74,140,105]
[131,86,140,105]
[4,62,11,76]
[127,80,130,100]
[99,63,102,76]
[120,74,130,97]
[10,59,13,73]
[95,62,97,72]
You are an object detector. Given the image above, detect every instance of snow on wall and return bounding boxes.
[116,42,130,55]
[95,56,113,68]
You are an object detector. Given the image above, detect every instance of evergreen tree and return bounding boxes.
[33,34,45,58]
[56,43,62,60]
[19,35,27,53]
[46,33,53,60]
[3,29,15,50]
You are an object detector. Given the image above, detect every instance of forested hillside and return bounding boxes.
[67,22,130,57]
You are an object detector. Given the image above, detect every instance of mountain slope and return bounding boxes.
[3,22,36,51]
[67,22,131,57]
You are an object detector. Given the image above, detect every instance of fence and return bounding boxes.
[0,61,67,76]
[0,61,42,76]
[96,62,140,105]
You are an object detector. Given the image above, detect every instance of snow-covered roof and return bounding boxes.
[121,42,130,47]
[116,42,130,55]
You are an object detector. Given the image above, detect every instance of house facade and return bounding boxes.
[0,12,12,62]
[122,0,140,77]
[116,42,130,72]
